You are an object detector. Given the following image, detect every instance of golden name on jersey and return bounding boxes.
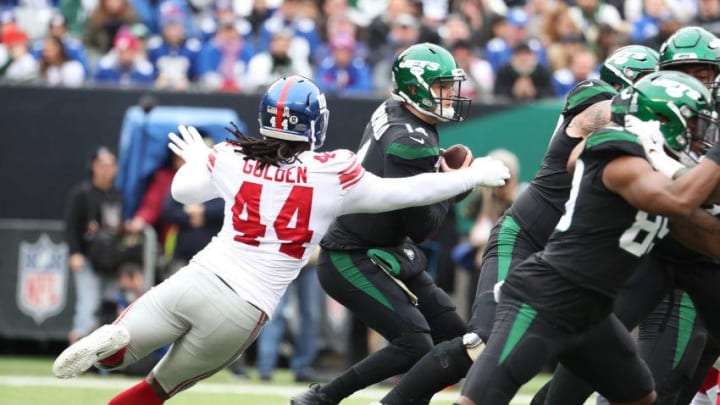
[242,159,308,184]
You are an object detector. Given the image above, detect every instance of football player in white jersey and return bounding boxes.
[51,75,511,405]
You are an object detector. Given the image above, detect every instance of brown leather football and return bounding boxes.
[441,144,473,202]
[442,144,472,169]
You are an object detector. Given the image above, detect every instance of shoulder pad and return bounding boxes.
[563,79,617,116]
[584,129,644,157]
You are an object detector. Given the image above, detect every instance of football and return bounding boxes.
[442,144,473,169]
[441,144,474,202]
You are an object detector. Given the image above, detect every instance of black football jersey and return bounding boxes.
[539,128,668,297]
[507,80,617,248]
[321,99,448,250]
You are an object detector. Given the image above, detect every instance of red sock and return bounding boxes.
[98,347,126,367]
[108,380,164,405]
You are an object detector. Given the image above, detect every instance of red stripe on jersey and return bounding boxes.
[275,77,296,129]
[342,171,365,190]
[207,150,217,172]
[340,162,365,185]
[339,156,359,175]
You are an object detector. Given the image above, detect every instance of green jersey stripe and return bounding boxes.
[585,131,641,149]
[387,142,439,160]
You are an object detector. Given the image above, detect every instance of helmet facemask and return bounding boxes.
[663,108,719,166]
[427,72,472,122]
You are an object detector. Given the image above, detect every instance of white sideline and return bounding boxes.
[0,375,539,403]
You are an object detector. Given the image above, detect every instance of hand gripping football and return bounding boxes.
[441,144,473,170]
[441,144,474,202]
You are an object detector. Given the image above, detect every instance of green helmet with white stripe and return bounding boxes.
[391,43,472,122]
[600,45,659,90]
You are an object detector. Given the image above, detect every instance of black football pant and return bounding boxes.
[315,248,465,403]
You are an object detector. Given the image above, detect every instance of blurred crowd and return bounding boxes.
[1,0,718,100]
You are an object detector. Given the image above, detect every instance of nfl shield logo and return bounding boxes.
[17,234,69,324]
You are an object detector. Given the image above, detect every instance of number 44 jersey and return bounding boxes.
[191,142,365,317]
[540,129,669,298]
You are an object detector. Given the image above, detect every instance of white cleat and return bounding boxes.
[52,324,130,379]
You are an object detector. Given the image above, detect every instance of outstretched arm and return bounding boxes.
[604,155,720,232]
[171,162,219,204]
[338,158,510,215]
[168,125,219,204]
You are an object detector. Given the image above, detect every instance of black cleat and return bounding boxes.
[290,384,337,405]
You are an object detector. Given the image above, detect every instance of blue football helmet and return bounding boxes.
[258,76,329,150]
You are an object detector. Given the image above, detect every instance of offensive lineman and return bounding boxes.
[536,26,720,405]
[457,71,720,405]
[50,76,511,405]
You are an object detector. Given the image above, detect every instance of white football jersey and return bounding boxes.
[190,142,365,317]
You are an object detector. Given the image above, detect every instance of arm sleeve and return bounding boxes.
[338,170,474,216]
[171,161,219,204]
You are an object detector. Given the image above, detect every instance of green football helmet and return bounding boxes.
[391,43,471,122]
[626,71,718,164]
[600,45,659,89]
[659,26,720,84]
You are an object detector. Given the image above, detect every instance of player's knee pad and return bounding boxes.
[463,333,486,361]
[430,337,474,380]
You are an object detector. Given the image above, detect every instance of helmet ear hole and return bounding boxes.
[408,85,417,96]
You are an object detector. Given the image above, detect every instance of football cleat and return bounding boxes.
[290,383,337,405]
[52,324,130,379]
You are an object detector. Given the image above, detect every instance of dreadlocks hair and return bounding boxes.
[225,122,310,169]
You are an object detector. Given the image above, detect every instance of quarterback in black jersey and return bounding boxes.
[456,71,720,405]
[376,77,619,405]
[291,43,509,405]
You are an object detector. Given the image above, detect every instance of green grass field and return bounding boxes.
[0,356,560,404]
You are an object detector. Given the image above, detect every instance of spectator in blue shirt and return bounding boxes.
[485,7,547,73]
[196,13,255,92]
[315,33,372,96]
[551,47,598,97]
[94,31,155,87]
[258,0,320,62]
[146,3,200,90]
[32,14,90,74]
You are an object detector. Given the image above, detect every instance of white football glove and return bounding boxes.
[168,125,210,164]
[624,115,685,178]
[468,157,511,187]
